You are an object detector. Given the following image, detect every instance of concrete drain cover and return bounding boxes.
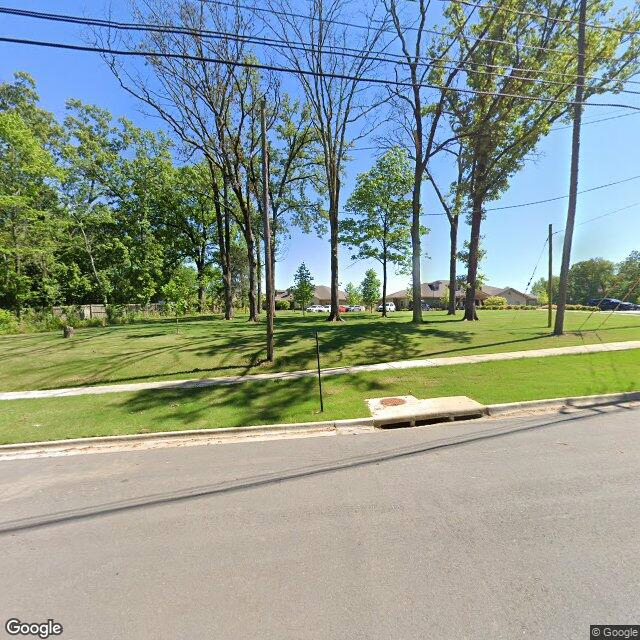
[379,397,407,407]
[366,395,487,429]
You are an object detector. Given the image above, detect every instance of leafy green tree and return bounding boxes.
[161,163,220,312]
[360,269,381,312]
[343,148,414,317]
[446,0,640,321]
[292,263,314,314]
[161,265,198,316]
[0,73,63,315]
[568,258,615,304]
[345,282,362,307]
[611,251,640,302]
[62,101,176,306]
[532,276,561,305]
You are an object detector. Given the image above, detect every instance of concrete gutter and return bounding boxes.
[0,390,638,459]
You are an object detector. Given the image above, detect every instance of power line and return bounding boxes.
[202,0,605,57]
[3,34,640,112]
[486,173,640,211]
[552,200,640,235]
[435,0,640,36]
[6,5,640,90]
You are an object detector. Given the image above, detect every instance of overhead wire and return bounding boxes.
[5,6,640,90]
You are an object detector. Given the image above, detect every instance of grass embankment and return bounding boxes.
[1,349,638,444]
[1,310,639,392]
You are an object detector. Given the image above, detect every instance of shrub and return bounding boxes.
[483,296,508,309]
[20,309,65,332]
[566,304,600,311]
[275,300,291,311]
[0,309,20,335]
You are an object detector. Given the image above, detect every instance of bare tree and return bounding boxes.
[264,0,388,321]
[385,0,496,324]
[99,0,271,320]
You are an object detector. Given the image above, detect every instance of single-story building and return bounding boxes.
[481,286,538,306]
[384,280,537,309]
[385,280,487,310]
[276,285,347,308]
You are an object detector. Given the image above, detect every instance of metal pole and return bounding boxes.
[548,224,553,328]
[261,100,275,361]
[315,331,324,412]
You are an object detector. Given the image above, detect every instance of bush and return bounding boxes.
[275,300,291,311]
[566,304,600,311]
[0,309,20,335]
[21,309,65,332]
[483,296,508,309]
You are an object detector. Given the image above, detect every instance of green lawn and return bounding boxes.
[1,348,638,444]
[1,310,639,392]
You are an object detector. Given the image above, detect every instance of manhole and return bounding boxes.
[379,397,406,407]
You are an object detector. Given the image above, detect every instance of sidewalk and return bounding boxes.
[2,339,639,401]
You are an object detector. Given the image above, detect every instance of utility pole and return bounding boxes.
[554,0,587,336]
[261,100,275,362]
[548,224,553,328]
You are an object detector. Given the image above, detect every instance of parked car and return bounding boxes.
[347,305,366,312]
[421,302,431,311]
[587,297,623,311]
[377,301,396,312]
[339,305,348,312]
[306,305,326,313]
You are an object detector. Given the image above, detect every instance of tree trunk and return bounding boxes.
[211,167,233,320]
[381,248,388,318]
[223,188,233,319]
[197,264,206,313]
[256,239,262,315]
[554,0,587,336]
[327,176,342,322]
[464,196,482,321]
[448,217,458,315]
[411,167,423,324]
[245,226,259,322]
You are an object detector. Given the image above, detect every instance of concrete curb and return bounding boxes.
[486,390,640,416]
[0,417,375,453]
[0,391,637,457]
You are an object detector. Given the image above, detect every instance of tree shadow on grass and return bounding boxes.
[120,375,327,428]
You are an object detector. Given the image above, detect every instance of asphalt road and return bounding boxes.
[1,406,638,640]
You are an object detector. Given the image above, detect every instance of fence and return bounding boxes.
[51,303,166,320]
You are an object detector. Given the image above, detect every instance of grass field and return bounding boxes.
[1,310,639,392]
[0,348,638,444]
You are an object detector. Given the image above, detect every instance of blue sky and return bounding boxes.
[2,0,640,295]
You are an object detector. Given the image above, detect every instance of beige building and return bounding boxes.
[384,280,537,309]
[276,285,347,308]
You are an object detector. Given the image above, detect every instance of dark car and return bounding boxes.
[587,297,623,311]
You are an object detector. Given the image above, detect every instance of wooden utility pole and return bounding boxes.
[548,224,553,328]
[554,0,587,336]
[261,100,275,361]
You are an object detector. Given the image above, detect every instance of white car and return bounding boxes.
[306,305,326,313]
[377,302,396,312]
[348,305,366,312]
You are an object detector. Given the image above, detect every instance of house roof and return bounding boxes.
[275,285,347,301]
[387,281,488,300]
[482,286,538,302]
